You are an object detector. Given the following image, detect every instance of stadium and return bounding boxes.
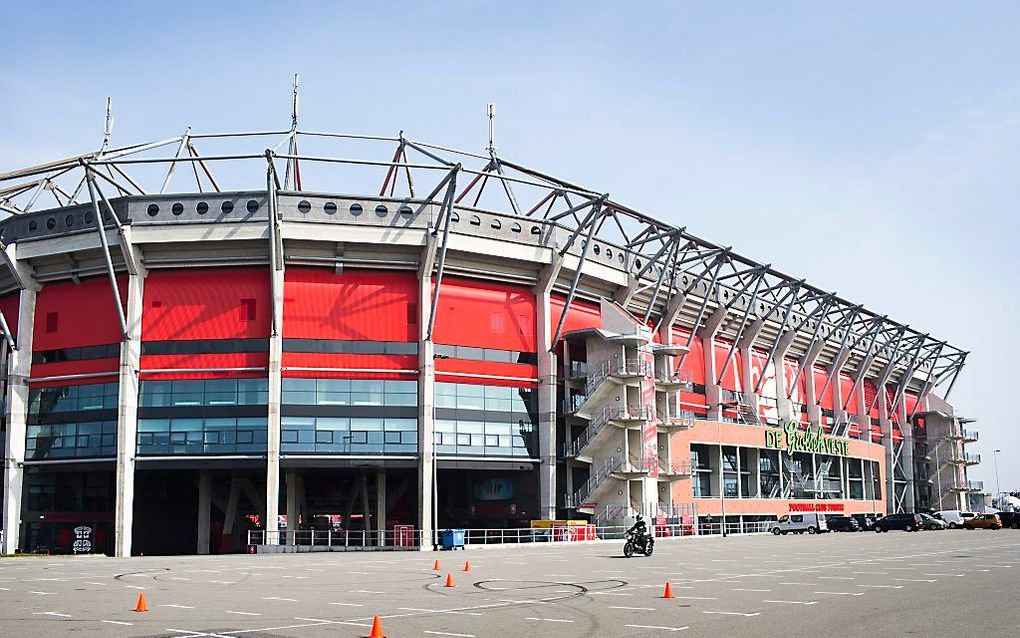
[0,92,980,556]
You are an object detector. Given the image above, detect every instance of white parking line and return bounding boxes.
[671,596,718,600]
[424,632,475,637]
[818,576,854,580]
[609,606,657,611]
[329,602,364,607]
[159,604,196,609]
[225,610,261,616]
[893,578,936,583]
[857,585,903,589]
[262,596,298,602]
[814,591,864,596]
[29,591,56,595]
[731,588,771,592]
[626,624,689,632]
[32,612,71,617]
[349,589,385,594]
[125,585,146,590]
[101,620,134,626]
[526,617,574,623]
[763,600,818,605]
[703,611,759,617]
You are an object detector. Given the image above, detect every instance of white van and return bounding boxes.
[934,510,977,529]
[771,513,828,535]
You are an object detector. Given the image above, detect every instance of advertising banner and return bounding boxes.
[640,347,658,477]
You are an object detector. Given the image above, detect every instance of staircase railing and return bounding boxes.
[565,456,623,508]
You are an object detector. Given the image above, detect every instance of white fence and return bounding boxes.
[247,521,771,550]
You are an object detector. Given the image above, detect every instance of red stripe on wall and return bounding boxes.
[31,374,118,389]
[434,358,538,380]
[31,358,119,380]
[281,352,417,372]
[139,370,267,382]
[140,352,269,371]
[284,368,417,381]
[435,372,537,389]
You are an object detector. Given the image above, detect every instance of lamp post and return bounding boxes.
[994,449,1002,506]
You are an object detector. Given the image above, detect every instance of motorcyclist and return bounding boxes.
[627,514,649,549]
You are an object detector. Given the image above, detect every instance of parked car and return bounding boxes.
[934,510,977,529]
[850,513,878,531]
[771,513,828,535]
[964,514,1002,530]
[874,513,923,532]
[919,513,947,530]
[997,511,1020,529]
[825,515,861,532]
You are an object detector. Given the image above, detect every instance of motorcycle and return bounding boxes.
[623,530,654,557]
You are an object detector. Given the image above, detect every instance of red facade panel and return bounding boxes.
[0,292,19,339]
[141,352,269,372]
[284,267,417,342]
[434,277,536,352]
[33,276,126,351]
[142,268,270,341]
[280,353,417,373]
[813,367,834,411]
[714,339,742,391]
[434,357,538,382]
[550,295,601,336]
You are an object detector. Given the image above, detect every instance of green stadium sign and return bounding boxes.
[764,421,850,457]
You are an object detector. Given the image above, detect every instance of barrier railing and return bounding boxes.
[247,520,770,550]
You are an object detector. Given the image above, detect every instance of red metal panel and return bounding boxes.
[714,339,741,391]
[141,352,269,371]
[31,358,119,380]
[281,352,417,372]
[672,329,705,386]
[434,357,538,381]
[142,268,270,341]
[839,373,857,414]
[0,292,19,339]
[813,366,834,410]
[434,277,536,351]
[33,276,126,351]
[284,267,417,342]
[434,372,537,389]
[550,295,600,336]
[139,370,267,382]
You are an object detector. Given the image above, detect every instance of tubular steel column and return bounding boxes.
[2,287,36,555]
[114,273,144,557]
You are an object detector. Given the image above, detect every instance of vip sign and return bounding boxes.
[764,421,850,457]
[72,526,93,555]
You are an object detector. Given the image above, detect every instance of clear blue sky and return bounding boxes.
[2,1,1018,491]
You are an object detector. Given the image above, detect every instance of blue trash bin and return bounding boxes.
[441,528,466,550]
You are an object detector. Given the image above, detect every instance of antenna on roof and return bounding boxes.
[291,73,300,131]
[100,97,114,154]
[486,102,496,155]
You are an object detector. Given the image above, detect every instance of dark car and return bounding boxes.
[874,513,923,532]
[997,511,1020,529]
[826,516,861,532]
[851,513,878,531]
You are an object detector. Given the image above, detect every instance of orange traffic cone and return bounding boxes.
[433,559,441,571]
[366,615,385,638]
[445,573,455,587]
[463,560,471,572]
[134,592,149,612]
[662,582,674,599]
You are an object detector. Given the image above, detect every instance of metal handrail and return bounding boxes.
[566,455,623,507]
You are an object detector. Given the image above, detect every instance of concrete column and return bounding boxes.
[896,397,915,511]
[285,470,300,545]
[772,332,796,423]
[703,336,722,421]
[2,287,36,555]
[114,273,143,557]
[877,392,895,513]
[855,384,870,441]
[197,471,211,555]
[830,367,844,431]
[376,470,387,546]
[535,289,557,520]
[265,263,284,544]
[417,278,436,548]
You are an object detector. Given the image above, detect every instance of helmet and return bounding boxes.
[635,514,643,522]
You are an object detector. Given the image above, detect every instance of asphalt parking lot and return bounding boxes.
[1,529,1018,638]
